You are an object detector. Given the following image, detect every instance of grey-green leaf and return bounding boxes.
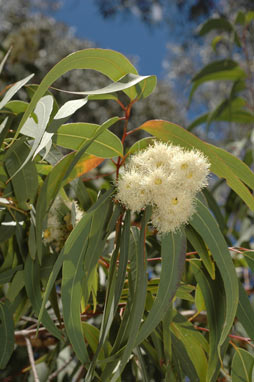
[190,199,238,359]
[0,301,14,369]
[0,73,34,110]
[232,348,254,382]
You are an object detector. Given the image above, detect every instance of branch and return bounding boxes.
[48,356,74,381]
[25,336,40,382]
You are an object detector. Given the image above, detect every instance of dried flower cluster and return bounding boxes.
[43,197,84,252]
[116,141,210,233]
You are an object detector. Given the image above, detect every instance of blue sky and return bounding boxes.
[52,0,168,77]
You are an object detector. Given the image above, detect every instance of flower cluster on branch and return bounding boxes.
[116,141,210,233]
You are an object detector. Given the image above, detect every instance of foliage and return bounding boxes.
[0,0,184,145]
[0,41,254,382]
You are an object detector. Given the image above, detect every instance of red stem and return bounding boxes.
[194,325,253,344]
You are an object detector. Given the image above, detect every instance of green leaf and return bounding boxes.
[102,208,152,382]
[171,312,208,381]
[35,152,75,261]
[237,281,254,340]
[127,137,155,155]
[61,117,119,182]
[38,189,115,329]
[36,117,118,262]
[61,190,113,365]
[0,265,23,284]
[242,250,254,272]
[186,225,215,279]
[191,260,226,381]
[232,347,254,382]
[202,188,227,233]
[175,283,195,302]
[85,211,130,381]
[139,120,254,210]
[0,74,34,110]
[63,154,104,185]
[195,283,206,312]
[5,138,38,205]
[187,113,208,131]
[15,49,155,139]
[28,212,36,260]
[0,117,9,147]
[205,97,254,127]
[55,122,123,158]
[190,59,246,100]
[13,95,54,177]
[199,17,234,36]
[0,47,12,76]
[171,332,199,381]
[0,301,14,369]
[135,231,186,345]
[4,100,28,115]
[190,199,238,349]
[81,322,112,359]
[211,35,223,50]
[24,256,63,341]
[54,97,88,119]
[246,11,254,25]
[235,11,245,25]
[56,72,157,101]
[6,270,25,302]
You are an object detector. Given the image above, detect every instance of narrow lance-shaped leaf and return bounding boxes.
[0,73,34,110]
[199,17,235,36]
[54,97,88,119]
[61,190,113,365]
[53,72,156,101]
[170,312,208,381]
[85,211,129,382]
[102,207,151,382]
[0,47,12,76]
[5,138,38,206]
[231,347,254,382]
[236,281,254,340]
[0,265,23,284]
[186,226,215,280]
[190,199,238,360]
[135,230,186,346]
[0,301,14,369]
[37,189,114,329]
[24,257,63,341]
[190,59,246,100]
[191,260,226,381]
[10,95,54,179]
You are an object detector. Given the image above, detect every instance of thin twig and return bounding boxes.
[15,327,49,337]
[193,325,254,345]
[73,365,85,382]
[48,356,74,381]
[25,336,40,382]
[21,316,38,324]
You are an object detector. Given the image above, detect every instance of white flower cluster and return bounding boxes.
[116,141,210,233]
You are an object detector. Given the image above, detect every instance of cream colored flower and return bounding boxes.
[116,169,149,212]
[152,190,195,233]
[115,141,210,233]
[170,149,210,192]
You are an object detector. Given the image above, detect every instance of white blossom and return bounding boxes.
[116,141,210,233]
